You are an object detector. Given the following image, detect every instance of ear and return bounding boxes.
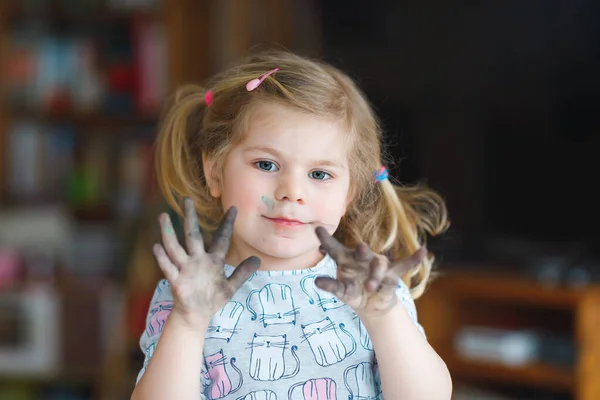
[202,152,221,198]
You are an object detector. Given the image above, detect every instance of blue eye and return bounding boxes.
[309,170,331,181]
[255,161,279,172]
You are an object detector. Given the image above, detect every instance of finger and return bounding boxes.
[208,207,237,256]
[319,245,327,255]
[391,247,428,277]
[153,243,179,282]
[315,226,346,260]
[159,213,188,266]
[314,276,346,299]
[354,242,375,262]
[183,197,205,255]
[366,256,388,292]
[227,256,261,292]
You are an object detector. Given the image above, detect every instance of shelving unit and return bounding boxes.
[417,270,600,399]
[0,1,320,399]
[446,356,574,392]
[10,108,158,127]
[0,1,174,399]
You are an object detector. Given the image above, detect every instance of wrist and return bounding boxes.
[356,300,402,327]
[170,306,211,333]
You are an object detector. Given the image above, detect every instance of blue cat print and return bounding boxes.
[344,362,380,400]
[301,317,356,367]
[300,275,345,312]
[248,333,300,381]
[206,301,244,342]
[246,284,298,328]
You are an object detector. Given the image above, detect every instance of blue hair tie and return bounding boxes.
[373,166,389,183]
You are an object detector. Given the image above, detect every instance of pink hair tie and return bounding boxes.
[373,166,389,183]
[204,90,213,107]
[246,68,279,91]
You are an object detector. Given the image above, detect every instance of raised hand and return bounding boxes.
[153,198,261,326]
[314,226,426,315]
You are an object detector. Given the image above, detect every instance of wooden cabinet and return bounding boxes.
[417,271,600,399]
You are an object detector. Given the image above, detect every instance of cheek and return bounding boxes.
[220,169,269,211]
[315,198,347,219]
[312,185,350,220]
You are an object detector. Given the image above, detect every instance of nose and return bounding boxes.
[274,170,306,205]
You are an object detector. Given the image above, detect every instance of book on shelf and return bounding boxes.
[5,120,156,221]
[3,7,167,116]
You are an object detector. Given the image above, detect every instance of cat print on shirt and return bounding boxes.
[267,269,312,277]
[207,301,244,342]
[373,359,381,395]
[358,320,373,352]
[301,317,356,367]
[201,366,211,393]
[204,349,243,400]
[237,390,277,400]
[249,334,300,381]
[288,378,337,400]
[142,341,156,370]
[352,312,373,351]
[300,275,344,312]
[155,279,171,294]
[247,272,257,282]
[145,301,173,338]
[246,284,298,328]
[344,362,379,400]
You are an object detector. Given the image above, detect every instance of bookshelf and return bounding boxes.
[0,1,176,399]
[0,1,320,399]
[0,0,165,213]
[417,270,600,400]
[0,2,9,196]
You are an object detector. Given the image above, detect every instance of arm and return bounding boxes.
[313,227,452,400]
[131,311,209,400]
[130,199,260,400]
[358,303,452,400]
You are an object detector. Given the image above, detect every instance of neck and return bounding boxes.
[225,239,324,271]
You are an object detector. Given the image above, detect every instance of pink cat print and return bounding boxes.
[204,350,243,400]
[146,301,173,338]
[288,378,337,400]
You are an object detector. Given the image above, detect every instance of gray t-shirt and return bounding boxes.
[136,254,425,399]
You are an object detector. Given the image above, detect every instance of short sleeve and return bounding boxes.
[136,279,174,384]
[396,279,426,338]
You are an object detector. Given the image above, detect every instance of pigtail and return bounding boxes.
[379,180,449,298]
[155,84,213,222]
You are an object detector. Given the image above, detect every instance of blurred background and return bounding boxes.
[0,1,598,399]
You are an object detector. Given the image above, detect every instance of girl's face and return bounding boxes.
[205,102,352,270]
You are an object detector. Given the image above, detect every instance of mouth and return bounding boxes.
[263,216,306,227]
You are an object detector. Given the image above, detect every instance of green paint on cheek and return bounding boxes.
[261,196,274,210]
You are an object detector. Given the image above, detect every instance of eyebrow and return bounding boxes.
[243,146,347,169]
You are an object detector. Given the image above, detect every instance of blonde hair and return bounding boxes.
[156,50,449,299]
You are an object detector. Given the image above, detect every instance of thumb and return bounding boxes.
[226,256,261,292]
